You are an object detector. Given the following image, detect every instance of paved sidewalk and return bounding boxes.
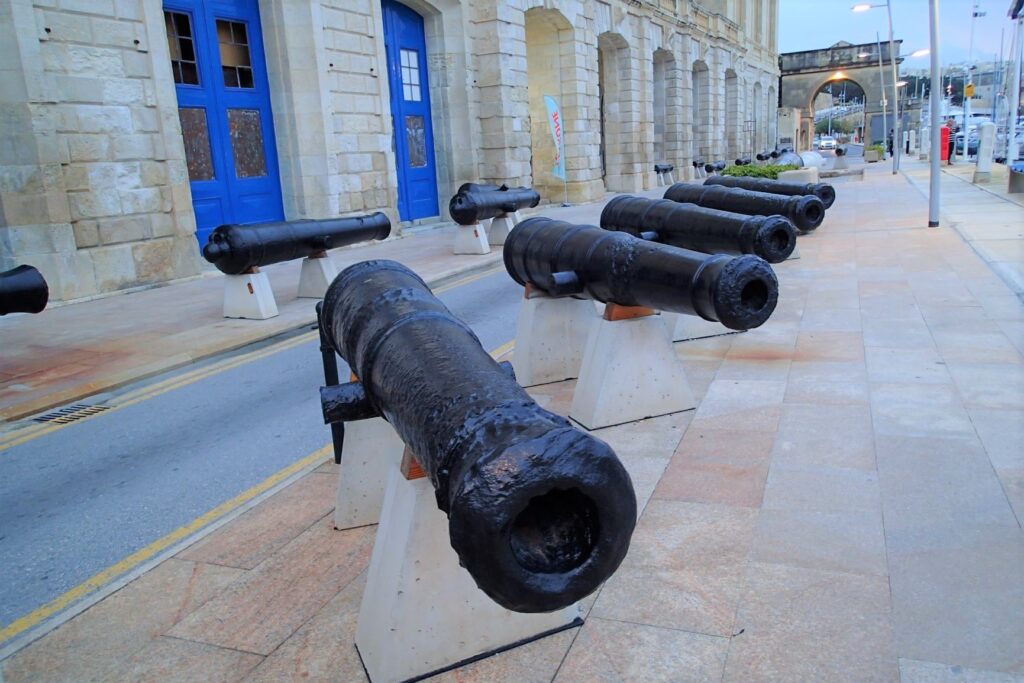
[3,162,1022,681]
[902,157,1024,296]
[0,186,665,424]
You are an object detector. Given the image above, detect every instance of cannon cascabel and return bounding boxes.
[319,259,637,613]
[503,217,778,330]
[600,195,796,264]
[202,212,391,275]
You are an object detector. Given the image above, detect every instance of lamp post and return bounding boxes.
[928,0,940,227]
[853,2,902,174]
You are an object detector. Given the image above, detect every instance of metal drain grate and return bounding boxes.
[32,404,110,424]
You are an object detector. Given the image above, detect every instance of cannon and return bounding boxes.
[448,184,540,225]
[600,195,796,264]
[704,161,727,174]
[704,175,836,209]
[773,150,803,167]
[654,164,674,174]
[691,158,706,169]
[0,265,49,316]
[664,181,825,232]
[319,260,637,613]
[755,150,773,162]
[503,218,778,330]
[734,157,752,166]
[202,213,391,275]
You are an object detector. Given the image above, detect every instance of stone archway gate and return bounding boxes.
[779,40,902,150]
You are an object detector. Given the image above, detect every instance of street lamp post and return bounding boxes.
[854,1,903,174]
[928,0,940,226]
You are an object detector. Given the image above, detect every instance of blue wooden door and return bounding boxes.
[164,0,284,248]
[382,0,440,221]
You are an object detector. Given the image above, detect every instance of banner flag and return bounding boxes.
[543,95,566,180]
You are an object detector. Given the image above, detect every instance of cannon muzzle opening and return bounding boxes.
[713,255,778,330]
[0,265,49,316]
[795,195,825,231]
[752,215,799,263]
[447,426,635,612]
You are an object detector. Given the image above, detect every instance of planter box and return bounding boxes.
[864,150,881,163]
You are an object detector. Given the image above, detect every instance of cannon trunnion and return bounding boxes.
[704,174,836,209]
[319,260,637,613]
[664,182,825,232]
[503,217,778,330]
[600,195,796,264]
[448,184,541,225]
[0,265,49,316]
[202,213,391,275]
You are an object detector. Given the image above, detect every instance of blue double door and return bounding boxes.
[382,0,440,221]
[164,0,284,247]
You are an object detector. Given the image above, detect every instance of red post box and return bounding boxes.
[940,125,950,162]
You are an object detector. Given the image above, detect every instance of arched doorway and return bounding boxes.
[753,82,763,150]
[524,8,573,200]
[597,32,630,192]
[164,0,284,247]
[691,60,710,160]
[382,0,440,221]
[724,69,739,158]
[808,77,867,144]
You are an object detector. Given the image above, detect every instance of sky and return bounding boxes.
[779,0,1020,66]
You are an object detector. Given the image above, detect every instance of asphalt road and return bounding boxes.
[0,265,522,633]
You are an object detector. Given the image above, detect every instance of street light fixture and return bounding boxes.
[851,1,901,174]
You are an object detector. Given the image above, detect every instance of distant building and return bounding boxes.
[0,0,780,302]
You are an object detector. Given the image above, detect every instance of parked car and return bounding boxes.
[955,132,978,156]
[818,136,837,151]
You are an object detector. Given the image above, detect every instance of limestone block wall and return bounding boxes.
[1,0,780,299]
[0,0,200,301]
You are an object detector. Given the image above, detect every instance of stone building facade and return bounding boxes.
[0,0,779,302]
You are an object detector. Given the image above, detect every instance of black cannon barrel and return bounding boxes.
[691,158,706,168]
[755,150,772,161]
[449,185,540,225]
[705,174,836,209]
[319,260,637,613]
[503,218,778,330]
[704,161,727,173]
[202,213,391,275]
[654,163,674,173]
[734,157,752,166]
[0,265,49,316]
[600,195,796,264]
[457,182,505,194]
[665,182,825,232]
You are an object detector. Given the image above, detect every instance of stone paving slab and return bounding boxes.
[3,165,1023,681]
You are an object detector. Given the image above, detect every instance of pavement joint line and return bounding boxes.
[0,338,513,660]
[0,444,332,660]
[0,263,506,453]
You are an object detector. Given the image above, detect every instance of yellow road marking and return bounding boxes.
[0,263,505,452]
[0,335,514,645]
[0,444,332,644]
[0,331,316,452]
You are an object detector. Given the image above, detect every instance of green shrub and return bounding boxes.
[866,144,885,155]
[720,164,800,180]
